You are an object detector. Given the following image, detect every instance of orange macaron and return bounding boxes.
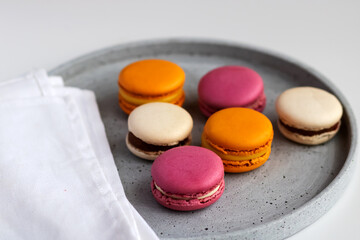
[202,108,273,173]
[118,59,186,114]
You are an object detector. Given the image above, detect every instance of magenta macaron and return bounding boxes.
[151,146,225,211]
[198,66,266,117]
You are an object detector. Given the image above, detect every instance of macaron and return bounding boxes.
[126,102,193,160]
[202,108,273,173]
[276,86,343,145]
[151,146,225,211]
[118,59,186,114]
[198,66,266,117]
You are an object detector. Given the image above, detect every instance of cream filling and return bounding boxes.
[154,182,220,200]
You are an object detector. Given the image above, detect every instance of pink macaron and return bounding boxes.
[198,66,266,117]
[151,146,225,211]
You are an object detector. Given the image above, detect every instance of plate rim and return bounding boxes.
[49,38,358,239]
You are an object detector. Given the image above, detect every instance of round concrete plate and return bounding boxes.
[50,39,357,240]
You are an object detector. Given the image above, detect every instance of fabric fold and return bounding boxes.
[0,70,158,240]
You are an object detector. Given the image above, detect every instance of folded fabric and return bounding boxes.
[0,70,158,240]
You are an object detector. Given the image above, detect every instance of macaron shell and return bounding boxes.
[276,87,343,130]
[203,108,273,151]
[151,146,224,195]
[278,120,340,145]
[151,179,225,211]
[128,102,193,145]
[198,66,264,109]
[119,59,185,96]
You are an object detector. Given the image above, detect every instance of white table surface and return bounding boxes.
[1,1,359,239]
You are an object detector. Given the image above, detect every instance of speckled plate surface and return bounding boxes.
[50,39,357,240]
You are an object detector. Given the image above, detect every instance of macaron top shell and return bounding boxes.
[119,59,185,96]
[198,66,264,108]
[203,108,273,151]
[276,87,343,130]
[128,102,193,145]
[151,146,224,194]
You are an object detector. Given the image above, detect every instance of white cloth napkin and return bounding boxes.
[0,70,159,240]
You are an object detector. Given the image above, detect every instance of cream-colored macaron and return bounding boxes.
[126,102,193,160]
[276,86,343,145]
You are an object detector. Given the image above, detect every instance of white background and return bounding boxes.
[1,1,359,239]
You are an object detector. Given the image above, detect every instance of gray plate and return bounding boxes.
[50,39,357,240]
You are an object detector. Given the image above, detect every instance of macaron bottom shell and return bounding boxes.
[277,120,340,145]
[151,179,225,211]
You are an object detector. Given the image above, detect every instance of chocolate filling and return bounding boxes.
[279,119,340,136]
[128,132,190,152]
